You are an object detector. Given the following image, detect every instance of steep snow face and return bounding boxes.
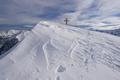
[0,21,120,80]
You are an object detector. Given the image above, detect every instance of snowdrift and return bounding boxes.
[0,21,120,80]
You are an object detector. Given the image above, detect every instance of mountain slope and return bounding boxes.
[0,21,120,80]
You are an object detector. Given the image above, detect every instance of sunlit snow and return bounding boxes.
[0,21,120,80]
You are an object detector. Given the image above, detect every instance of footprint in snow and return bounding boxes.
[57,65,66,73]
[56,76,60,80]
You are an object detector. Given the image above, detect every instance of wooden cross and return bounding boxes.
[64,18,69,25]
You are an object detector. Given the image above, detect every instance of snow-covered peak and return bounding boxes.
[0,21,120,80]
[0,30,21,37]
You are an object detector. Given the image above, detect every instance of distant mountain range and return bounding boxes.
[0,29,30,57]
[0,24,34,30]
[71,24,120,37]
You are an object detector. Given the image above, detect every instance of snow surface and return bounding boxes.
[0,21,120,80]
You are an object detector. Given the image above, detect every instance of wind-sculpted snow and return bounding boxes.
[0,21,120,80]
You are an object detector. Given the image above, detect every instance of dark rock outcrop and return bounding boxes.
[0,37,18,55]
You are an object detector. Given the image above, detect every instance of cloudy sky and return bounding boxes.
[0,0,120,25]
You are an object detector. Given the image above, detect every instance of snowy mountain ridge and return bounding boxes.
[0,29,30,40]
[0,30,24,38]
[0,21,120,80]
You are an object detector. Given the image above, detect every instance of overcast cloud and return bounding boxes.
[0,0,120,24]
